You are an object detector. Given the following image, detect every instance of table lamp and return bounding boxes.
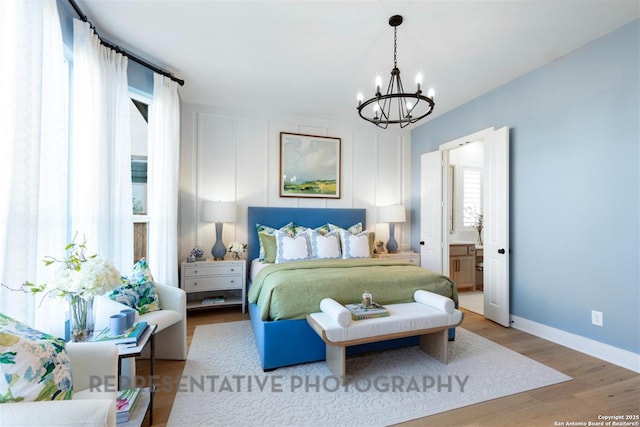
[202,201,237,260]
[377,204,406,253]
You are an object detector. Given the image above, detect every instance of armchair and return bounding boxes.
[95,283,187,360]
[0,342,118,427]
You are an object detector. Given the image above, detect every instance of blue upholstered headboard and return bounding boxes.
[247,207,366,263]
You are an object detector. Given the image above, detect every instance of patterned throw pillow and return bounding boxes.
[108,258,161,314]
[293,223,331,236]
[339,230,372,259]
[256,222,295,261]
[307,230,342,259]
[328,222,363,235]
[275,230,313,263]
[0,313,73,403]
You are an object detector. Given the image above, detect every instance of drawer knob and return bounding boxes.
[193,282,198,286]
[194,270,198,274]
[230,268,235,272]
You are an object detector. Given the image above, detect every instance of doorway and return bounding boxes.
[420,126,510,327]
[446,141,485,314]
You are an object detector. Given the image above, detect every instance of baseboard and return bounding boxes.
[510,315,640,373]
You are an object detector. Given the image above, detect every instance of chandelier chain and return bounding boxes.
[393,27,398,68]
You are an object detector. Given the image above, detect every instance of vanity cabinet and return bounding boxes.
[449,243,476,290]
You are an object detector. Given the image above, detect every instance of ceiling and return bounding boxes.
[75,0,639,128]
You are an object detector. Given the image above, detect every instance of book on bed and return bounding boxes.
[345,302,389,320]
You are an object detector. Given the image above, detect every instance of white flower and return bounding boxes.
[51,256,120,298]
[228,242,247,255]
[24,236,121,300]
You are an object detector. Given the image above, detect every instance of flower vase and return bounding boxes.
[68,294,95,342]
[477,226,483,246]
[231,253,240,260]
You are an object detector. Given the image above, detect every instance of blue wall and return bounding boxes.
[411,21,639,353]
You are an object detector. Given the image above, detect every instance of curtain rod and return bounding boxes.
[67,0,185,86]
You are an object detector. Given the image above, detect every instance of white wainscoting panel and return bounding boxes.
[179,103,412,262]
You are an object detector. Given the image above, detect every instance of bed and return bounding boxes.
[246,206,458,371]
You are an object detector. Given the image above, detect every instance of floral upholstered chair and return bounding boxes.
[0,313,118,426]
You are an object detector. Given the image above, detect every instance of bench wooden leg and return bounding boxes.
[325,344,346,381]
[419,330,448,363]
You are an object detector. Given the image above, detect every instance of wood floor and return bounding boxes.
[137,307,639,427]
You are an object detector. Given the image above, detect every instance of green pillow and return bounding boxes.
[258,233,277,263]
[368,231,376,256]
[0,313,73,403]
[255,222,294,261]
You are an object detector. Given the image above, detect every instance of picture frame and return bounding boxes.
[280,132,341,198]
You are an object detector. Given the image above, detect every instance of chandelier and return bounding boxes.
[357,15,435,129]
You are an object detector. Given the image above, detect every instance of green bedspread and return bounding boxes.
[247,258,457,321]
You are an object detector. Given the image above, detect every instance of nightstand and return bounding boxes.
[373,251,420,265]
[181,259,246,312]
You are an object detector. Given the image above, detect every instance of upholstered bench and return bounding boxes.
[306,290,464,381]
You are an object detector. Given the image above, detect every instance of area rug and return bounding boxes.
[167,321,570,427]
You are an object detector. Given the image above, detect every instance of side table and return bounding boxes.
[181,259,246,312]
[116,323,156,427]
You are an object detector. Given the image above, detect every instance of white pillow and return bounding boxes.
[339,230,371,259]
[275,230,312,263]
[307,230,341,259]
[319,298,351,327]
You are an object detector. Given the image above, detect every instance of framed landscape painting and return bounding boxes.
[280,132,341,198]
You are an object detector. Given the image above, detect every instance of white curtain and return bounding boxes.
[69,19,133,273]
[147,74,180,286]
[0,0,69,331]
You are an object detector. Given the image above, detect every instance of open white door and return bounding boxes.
[483,126,510,327]
[420,151,443,272]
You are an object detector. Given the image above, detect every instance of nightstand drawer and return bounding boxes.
[184,275,241,292]
[373,252,420,265]
[183,263,243,278]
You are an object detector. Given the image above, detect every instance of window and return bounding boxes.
[130,94,149,262]
[462,168,482,228]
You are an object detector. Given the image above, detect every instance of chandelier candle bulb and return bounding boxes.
[428,87,435,100]
[375,75,383,94]
[357,92,364,106]
[415,72,423,91]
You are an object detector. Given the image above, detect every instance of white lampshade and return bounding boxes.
[377,205,406,223]
[202,201,236,223]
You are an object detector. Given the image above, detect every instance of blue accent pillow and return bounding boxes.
[275,230,312,263]
[108,258,160,314]
[339,230,372,259]
[307,230,342,259]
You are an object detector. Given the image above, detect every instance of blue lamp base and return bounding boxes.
[211,222,227,260]
[386,222,399,253]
